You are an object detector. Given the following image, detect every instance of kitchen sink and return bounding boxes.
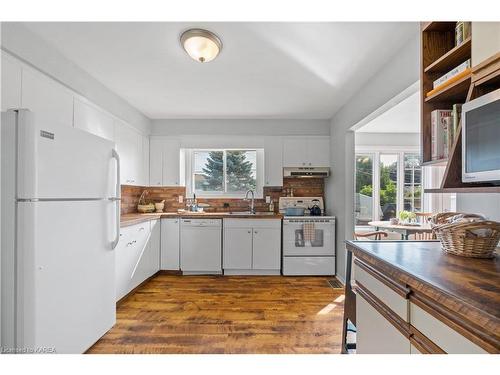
[228,211,275,216]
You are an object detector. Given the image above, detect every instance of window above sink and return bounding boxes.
[185,148,265,199]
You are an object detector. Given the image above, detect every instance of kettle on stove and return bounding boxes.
[308,199,322,216]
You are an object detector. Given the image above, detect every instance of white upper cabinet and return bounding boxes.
[141,135,150,186]
[283,136,330,167]
[149,137,182,186]
[163,138,181,186]
[21,68,74,131]
[307,137,330,167]
[283,137,305,167]
[1,53,22,111]
[149,138,164,186]
[73,97,115,142]
[264,137,283,186]
[115,120,141,185]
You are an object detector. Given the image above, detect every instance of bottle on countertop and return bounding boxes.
[269,200,274,212]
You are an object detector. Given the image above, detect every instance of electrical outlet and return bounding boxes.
[265,196,271,203]
[178,195,184,203]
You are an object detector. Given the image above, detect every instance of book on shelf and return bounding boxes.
[431,109,452,160]
[450,103,463,147]
[426,67,471,98]
[455,22,471,46]
[432,59,471,89]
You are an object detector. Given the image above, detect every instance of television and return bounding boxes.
[462,87,500,184]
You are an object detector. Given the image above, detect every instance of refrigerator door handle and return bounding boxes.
[110,149,121,249]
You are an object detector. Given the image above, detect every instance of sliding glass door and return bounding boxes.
[355,154,374,226]
[354,150,423,226]
[379,154,399,220]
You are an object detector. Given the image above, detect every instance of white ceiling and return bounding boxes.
[22,22,418,120]
[357,91,420,133]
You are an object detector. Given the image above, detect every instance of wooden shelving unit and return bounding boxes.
[421,158,448,167]
[424,36,471,74]
[424,72,471,103]
[420,22,500,194]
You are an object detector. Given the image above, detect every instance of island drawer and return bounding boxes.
[353,258,410,322]
[410,302,488,354]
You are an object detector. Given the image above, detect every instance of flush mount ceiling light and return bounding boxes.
[180,28,222,63]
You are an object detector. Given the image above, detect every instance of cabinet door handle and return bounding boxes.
[247,230,251,234]
[139,227,145,231]
[254,231,258,234]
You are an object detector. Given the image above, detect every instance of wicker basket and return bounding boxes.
[137,203,155,213]
[431,216,500,258]
[428,212,484,227]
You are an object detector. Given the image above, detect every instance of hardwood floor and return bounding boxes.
[87,274,344,354]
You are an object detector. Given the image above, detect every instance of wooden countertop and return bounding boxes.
[121,212,284,227]
[346,240,500,353]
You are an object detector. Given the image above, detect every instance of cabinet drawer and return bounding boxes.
[223,218,281,228]
[357,293,411,354]
[410,302,487,354]
[283,256,335,275]
[353,259,409,322]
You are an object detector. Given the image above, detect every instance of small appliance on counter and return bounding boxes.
[279,197,336,276]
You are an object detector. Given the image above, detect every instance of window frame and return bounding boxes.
[185,148,264,199]
[355,146,423,228]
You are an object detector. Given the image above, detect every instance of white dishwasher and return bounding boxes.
[180,218,222,274]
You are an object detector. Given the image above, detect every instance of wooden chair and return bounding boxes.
[353,231,388,240]
[411,231,437,240]
[416,212,433,223]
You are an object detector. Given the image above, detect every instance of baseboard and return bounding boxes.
[223,269,281,276]
[157,270,183,275]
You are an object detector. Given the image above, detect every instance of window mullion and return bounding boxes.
[223,150,227,194]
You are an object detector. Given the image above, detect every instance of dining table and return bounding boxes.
[368,220,433,240]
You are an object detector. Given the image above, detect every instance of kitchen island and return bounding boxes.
[346,240,500,354]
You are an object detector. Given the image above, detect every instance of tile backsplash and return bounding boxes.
[121,178,325,214]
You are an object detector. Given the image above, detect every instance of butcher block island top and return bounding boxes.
[346,240,500,353]
[120,212,284,227]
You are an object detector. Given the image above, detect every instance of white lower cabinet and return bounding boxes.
[354,260,411,354]
[115,220,160,302]
[161,218,180,270]
[224,228,253,269]
[356,294,411,354]
[223,219,281,275]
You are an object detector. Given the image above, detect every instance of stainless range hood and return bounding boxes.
[283,167,330,178]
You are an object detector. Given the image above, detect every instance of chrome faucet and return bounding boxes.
[244,190,256,214]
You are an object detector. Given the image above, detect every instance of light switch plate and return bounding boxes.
[178,195,184,203]
[265,196,271,203]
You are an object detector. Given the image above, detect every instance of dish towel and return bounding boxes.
[303,222,316,243]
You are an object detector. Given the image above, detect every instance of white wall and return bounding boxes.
[152,119,330,136]
[0,22,151,134]
[457,194,500,221]
[355,132,419,148]
[472,22,500,66]
[326,30,420,282]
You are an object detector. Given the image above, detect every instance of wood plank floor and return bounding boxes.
[87,274,344,354]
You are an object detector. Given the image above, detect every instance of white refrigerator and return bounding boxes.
[1,109,120,353]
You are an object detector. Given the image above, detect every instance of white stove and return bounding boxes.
[279,197,336,276]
